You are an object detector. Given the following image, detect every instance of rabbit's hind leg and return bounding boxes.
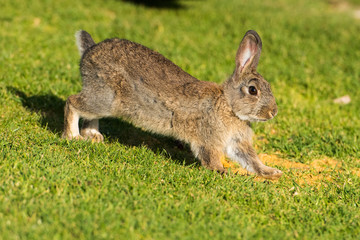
[81,119,104,143]
[62,94,83,140]
[62,94,105,142]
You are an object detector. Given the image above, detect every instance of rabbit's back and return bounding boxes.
[79,38,225,138]
[81,39,197,92]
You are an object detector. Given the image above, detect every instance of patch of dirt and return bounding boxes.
[221,156,249,175]
[221,153,360,186]
[354,9,360,19]
[328,0,360,19]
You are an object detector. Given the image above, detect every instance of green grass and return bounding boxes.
[1,0,360,239]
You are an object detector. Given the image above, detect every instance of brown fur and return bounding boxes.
[63,30,282,179]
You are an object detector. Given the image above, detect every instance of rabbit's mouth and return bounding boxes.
[236,114,270,122]
[249,116,270,122]
[254,118,270,122]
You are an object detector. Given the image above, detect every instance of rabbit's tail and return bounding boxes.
[75,30,96,56]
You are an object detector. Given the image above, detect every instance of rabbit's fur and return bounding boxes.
[63,30,282,179]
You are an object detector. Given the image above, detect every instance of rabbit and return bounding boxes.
[62,29,282,179]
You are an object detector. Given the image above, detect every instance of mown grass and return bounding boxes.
[1,0,360,239]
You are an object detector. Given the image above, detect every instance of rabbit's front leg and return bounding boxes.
[194,145,226,173]
[225,138,282,179]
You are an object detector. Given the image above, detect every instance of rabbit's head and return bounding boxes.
[224,30,277,122]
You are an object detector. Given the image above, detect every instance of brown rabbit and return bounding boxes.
[63,30,282,179]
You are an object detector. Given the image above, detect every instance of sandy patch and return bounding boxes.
[221,153,360,186]
[354,9,360,19]
[328,0,360,20]
[221,156,249,175]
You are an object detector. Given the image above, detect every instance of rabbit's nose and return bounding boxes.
[268,108,277,119]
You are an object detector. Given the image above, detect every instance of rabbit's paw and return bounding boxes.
[62,133,84,141]
[81,129,104,143]
[259,166,282,180]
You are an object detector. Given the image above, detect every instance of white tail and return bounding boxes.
[75,30,96,56]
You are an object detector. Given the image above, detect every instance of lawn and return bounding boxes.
[1,0,360,239]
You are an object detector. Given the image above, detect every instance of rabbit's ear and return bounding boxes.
[235,30,262,73]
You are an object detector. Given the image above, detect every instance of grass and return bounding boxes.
[1,0,360,239]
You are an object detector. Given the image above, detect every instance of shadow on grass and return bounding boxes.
[7,86,197,166]
[121,0,185,9]
[7,87,65,134]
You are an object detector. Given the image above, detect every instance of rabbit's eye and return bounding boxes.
[249,86,258,95]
